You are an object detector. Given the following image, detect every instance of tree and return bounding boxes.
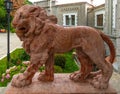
[0,0,7,29]
[0,0,32,31]
[25,0,33,4]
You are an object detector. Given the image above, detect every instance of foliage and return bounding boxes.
[0,65,27,86]
[39,65,63,73]
[0,0,7,29]
[0,48,29,75]
[0,49,32,86]
[0,57,7,78]
[63,52,79,73]
[10,48,29,66]
[55,54,66,68]
[25,0,33,4]
[54,65,63,73]
[19,49,30,61]
[0,0,32,32]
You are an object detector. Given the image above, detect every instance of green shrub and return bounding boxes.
[55,54,66,68]
[10,58,21,66]
[19,50,30,61]
[62,52,79,73]
[39,66,45,72]
[39,65,63,73]
[10,48,30,66]
[54,65,63,73]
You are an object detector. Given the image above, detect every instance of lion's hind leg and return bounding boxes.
[70,49,93,82]
[87,55,113,89]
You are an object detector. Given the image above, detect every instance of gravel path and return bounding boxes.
[0,33,22,59]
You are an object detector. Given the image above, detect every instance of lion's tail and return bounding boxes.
[100,31,116,64]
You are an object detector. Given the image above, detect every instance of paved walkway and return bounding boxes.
[0,33,22,59]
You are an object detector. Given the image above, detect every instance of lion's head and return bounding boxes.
[12,5,58,41]
[12,5,47,40]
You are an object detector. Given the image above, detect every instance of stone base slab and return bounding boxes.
[5,73,117,94]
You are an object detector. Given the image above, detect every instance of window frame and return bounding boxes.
[63,13,77,27]
[95,10,105,28]
[96,14,104,26]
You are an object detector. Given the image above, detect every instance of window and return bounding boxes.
[63,13,77,26]
[95,10,105,27]
[97,14,103,26]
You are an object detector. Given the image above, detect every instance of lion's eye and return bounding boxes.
[19,14,25,19]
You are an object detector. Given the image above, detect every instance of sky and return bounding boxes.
[29,0,105,6]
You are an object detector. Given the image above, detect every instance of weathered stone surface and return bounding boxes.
[12,5,116,89]
[5,73,117,94]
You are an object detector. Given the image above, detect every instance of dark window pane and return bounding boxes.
[65,15,69,25]
[71,15,75,25]
[97,14,103,26]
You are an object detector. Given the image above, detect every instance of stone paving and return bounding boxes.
[0,33,22,59]
[0,87,6,94]
[0,33,120,94]
[110,72,120,93]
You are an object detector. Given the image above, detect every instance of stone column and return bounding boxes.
[104,0,113,34]
[104,0,120,72]
[116,0,120,72]
[116,0,120,36]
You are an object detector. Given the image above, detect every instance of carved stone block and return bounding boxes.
[5,73,117,94]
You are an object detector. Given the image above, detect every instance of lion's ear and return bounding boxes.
[29,6,41,17]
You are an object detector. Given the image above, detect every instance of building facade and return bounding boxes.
[104,0,120,72]
[34,0,94,27]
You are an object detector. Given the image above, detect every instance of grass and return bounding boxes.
[0,57,7,78]
[0,48,28,86]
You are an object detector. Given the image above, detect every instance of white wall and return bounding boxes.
[112,0,117,29]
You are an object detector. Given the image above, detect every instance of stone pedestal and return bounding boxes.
[5,73,117,94]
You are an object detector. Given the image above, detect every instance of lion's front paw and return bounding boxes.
[11,73,32,88]
[90,75,108,89]
[38,71,54,81]
[70,71,84,82]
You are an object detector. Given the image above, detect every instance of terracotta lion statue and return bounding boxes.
[12,5,115,89]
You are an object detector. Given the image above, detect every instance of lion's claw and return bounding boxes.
[70,71,84,81]
[90,75,108,89]
[11,73,32,88]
